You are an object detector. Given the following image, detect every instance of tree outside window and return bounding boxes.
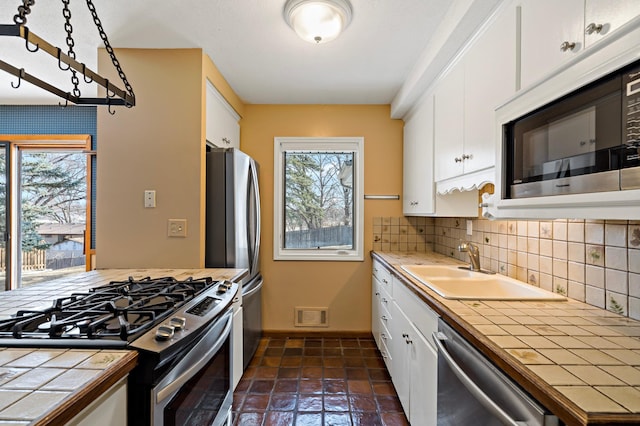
[274,137,363,261]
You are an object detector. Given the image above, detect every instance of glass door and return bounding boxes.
[17,149,87,288]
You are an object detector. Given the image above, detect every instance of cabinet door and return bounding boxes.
[520,0,584,89]
[584,0,640,47]
[463,5,517,175]
[206,81,240,149]
[372,276,381,348]
[389,301,411,415]
[434,63,465,181]
[407,323,438,426]
[403,95,435,215]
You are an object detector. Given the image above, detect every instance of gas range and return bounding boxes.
[0,276,237,351]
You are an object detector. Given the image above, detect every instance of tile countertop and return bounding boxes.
[372,251,640,426]
[0,268,247,425]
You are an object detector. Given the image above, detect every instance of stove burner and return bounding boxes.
[0,276,217,343]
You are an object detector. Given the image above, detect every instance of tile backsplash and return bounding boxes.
[373,216,640,321]
[372,217,435,253]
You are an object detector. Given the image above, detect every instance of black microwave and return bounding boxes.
[504,59,640,199]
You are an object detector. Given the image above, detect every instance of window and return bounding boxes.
[274,137,364,261]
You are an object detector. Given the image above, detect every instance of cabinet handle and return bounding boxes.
[222,137,231,145]
[382,298,388,304]
[381,333,387,340]
[585,22,603,35]
[381,315,388,322]
[382,279,388,284]
[560,41,576,52]
[462,154,472,160]
[375,291,380,296]
[454,157,462,163]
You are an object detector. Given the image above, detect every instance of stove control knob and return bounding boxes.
[155,325,175,341]
[217,281,232,294]
[170,317,186,330]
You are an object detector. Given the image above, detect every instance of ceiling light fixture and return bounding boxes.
[284,0,352,44]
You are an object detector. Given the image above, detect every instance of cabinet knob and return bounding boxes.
[455,157,462,163]
[560,41,576,52]
[585,23,603,35]
[381,315,388,322]
[462,154,472,160]
[382,298,388,304]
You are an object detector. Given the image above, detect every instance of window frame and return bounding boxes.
[273,137,364,261]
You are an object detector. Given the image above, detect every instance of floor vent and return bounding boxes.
[294,307,329,327]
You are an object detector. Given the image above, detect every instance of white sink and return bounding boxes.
[401,265,566,301]
[401,264,483,279]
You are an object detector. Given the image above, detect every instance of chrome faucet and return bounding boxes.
[458,241,481,271]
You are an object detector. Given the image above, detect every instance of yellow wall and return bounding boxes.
[95,48,403,332]
[241,105,403,332]
[96,49,204,268]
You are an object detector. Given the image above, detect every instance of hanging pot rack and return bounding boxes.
[0,0,135,113]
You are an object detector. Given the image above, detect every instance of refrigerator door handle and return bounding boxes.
[248,159,261,275]
[243,278,263,298]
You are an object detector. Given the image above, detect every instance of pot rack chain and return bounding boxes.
[13,0,34,25]
[1,0,135,111]
[61,0,81,98]
[85,0,134,102]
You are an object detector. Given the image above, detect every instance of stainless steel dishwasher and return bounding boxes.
[433,319,559,426]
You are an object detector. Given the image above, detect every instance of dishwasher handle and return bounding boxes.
[432,332,529,426]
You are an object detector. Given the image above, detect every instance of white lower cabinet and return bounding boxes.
[67,377,127,426]
[371,262,438,425]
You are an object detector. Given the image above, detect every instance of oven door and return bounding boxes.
[152,308,233,426]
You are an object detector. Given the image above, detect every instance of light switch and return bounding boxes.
[144,190,156,208]
[168,219,187,237]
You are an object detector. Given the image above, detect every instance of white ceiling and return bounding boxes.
[0,0,501,115]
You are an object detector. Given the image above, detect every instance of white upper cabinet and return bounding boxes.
[584,0,640,47]
[403,95,435,215]
[206,80,240,149]
[464,4,517,175]
[403,93,480,217]
[433,2,517,191]
[521,0,640,89]
[434,63,465,183]
[520,0,584,89]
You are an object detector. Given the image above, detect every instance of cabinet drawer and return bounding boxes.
[378,331,392,368]
[394,278,439,342]
[372,260,393,296]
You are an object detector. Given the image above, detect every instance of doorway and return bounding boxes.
[0,135,92,290]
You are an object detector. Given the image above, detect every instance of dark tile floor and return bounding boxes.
[232,336,409,426]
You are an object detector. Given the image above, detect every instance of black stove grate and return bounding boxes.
[0,276,216,342]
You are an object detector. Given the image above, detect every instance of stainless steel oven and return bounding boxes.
[504,58,640,199]
[0,275,239,426]
[152,308,232,426]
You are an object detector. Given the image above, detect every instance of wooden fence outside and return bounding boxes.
[0,249,47,271]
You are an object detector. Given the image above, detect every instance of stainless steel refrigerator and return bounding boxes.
[205,147,262,371]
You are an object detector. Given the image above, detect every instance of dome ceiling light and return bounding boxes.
[284,0,353,44]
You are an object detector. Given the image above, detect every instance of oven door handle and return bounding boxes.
[156,309,233,403]
[432,332,528,426]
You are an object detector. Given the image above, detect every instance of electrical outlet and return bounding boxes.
[144,190,156,208]
[168,219,187,237]
[466,220,473,236]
